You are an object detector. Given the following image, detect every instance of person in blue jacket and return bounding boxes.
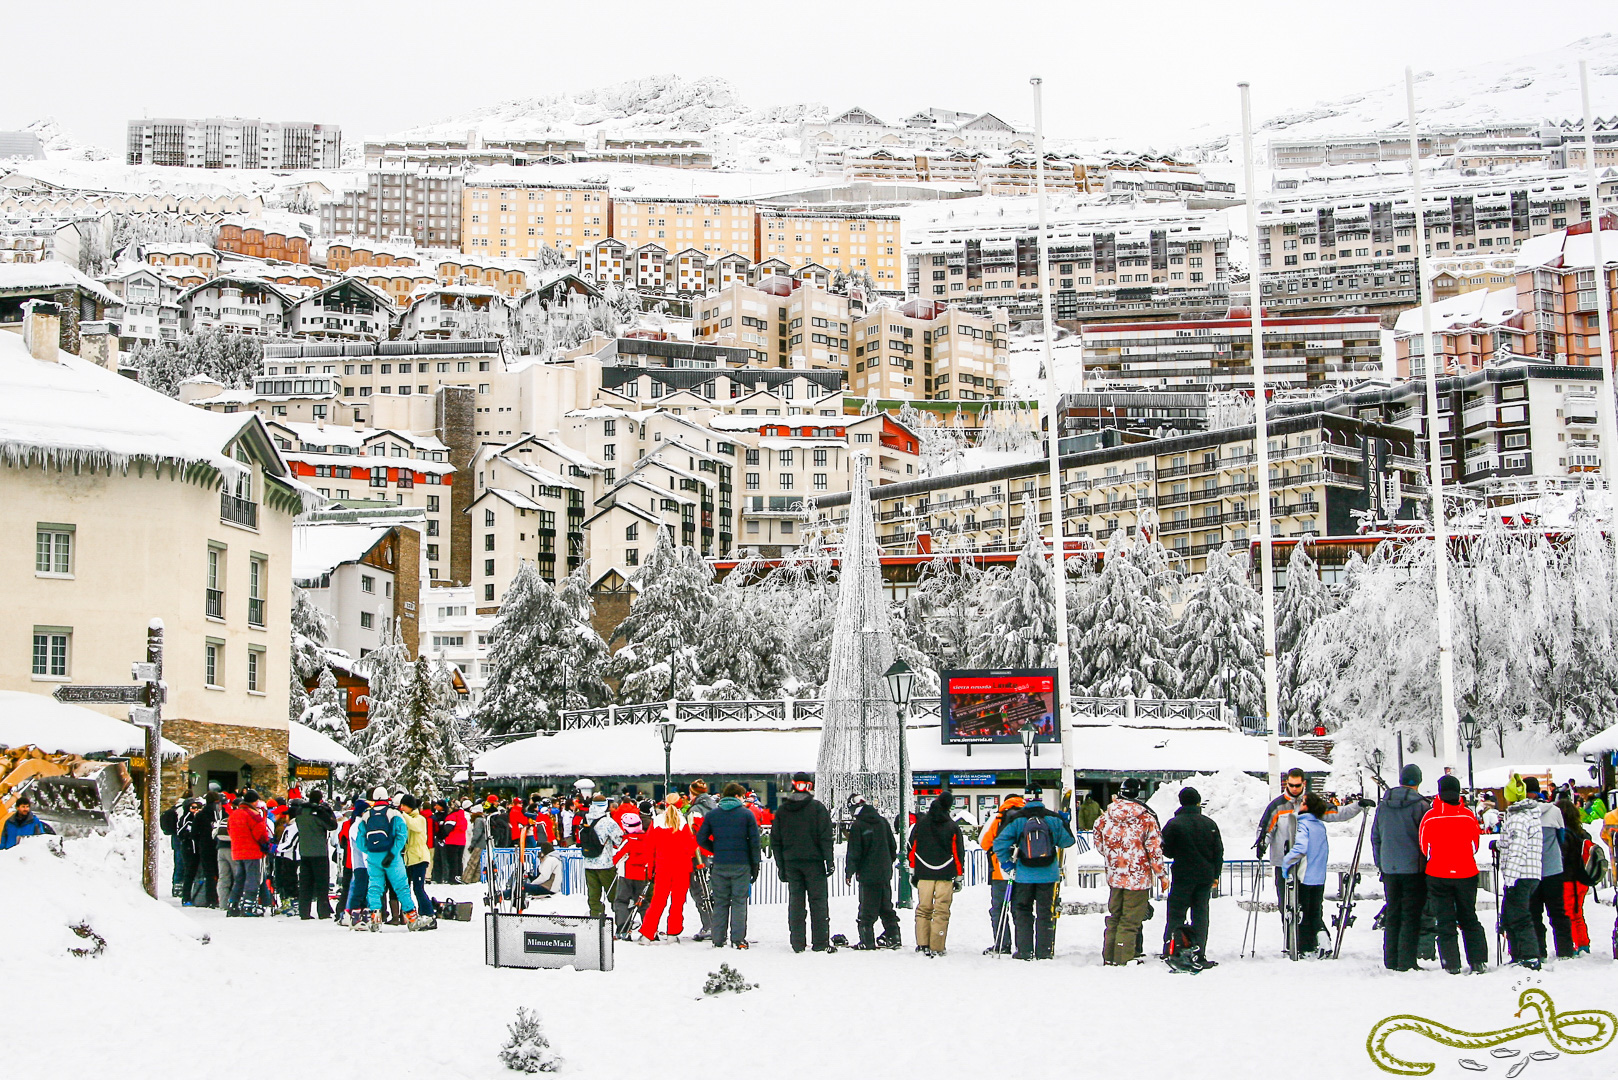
[992,785,1077,959]
[1,797,52,850]
[1281,791,1333,958]
[356,787,433,932]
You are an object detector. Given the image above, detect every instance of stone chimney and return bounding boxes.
[21,299,61,362]
[78,320,121,370]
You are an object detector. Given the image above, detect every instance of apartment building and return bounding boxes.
[1081,311,1384,390]
[609,196,757,260]
[693,276,855,368]
[179,275,297,337]
[420,585,492,705]
[102,264,186,346]
[286,278,395,340]
[1511,220,1618,365]
[318,163,464,248]
[1266,125,1546,170]
[808,406,1423,573]
[577,238,630,287]
[1431,252,1519,299]
[850,298,1009,402]
[291,513,423,662]
[213,224,311,264]
[801,106,1031,174]
[468,436,594,603]
[1393,288,1526,377]
[904,209,1231,323]
[755,208,901,289]
[461,174,609,258]
[126,117,342,169]
[398,286,513,341]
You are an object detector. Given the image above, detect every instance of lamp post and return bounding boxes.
[658,720,678,804]
[1020,724,1038,790]
[1458,713,1479,798]
[884,658,916,910]
[1371,747,1385,789]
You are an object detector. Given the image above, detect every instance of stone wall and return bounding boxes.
[436,385,477,587]
[157,718,290,804]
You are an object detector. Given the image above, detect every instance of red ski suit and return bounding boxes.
[641,824,698,940]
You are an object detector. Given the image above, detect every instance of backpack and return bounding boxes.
[1017,810,1056,868]
[363,807,395,854]
[1584,840,1609,888]
[579,820,605,860]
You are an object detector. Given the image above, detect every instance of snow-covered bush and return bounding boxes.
[498,1007,561,1073]
[703,962,756,995]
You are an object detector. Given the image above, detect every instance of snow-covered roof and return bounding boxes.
[0,690,186,758]
[287,719,359,766]
[0,331,254,480]
[474,486,545,512]
[473,717,1328,779]
[0,261,120,305]
[285,449,455,475]
[1514,226,1618,272]
[291,523,391,579]
[500,456,577,491]
[1392,286,1519,335]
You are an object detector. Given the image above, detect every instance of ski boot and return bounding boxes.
[368,910,383,932]
[877,933,903,950]
[406,911,437,931]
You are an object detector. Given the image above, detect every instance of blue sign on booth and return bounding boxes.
[949,773,997,786]
[912,773,942,786]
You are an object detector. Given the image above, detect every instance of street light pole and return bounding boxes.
[1020,724,1037,790]
[1459,713,1479,797]
[885,659,916,910]
[659,720,678,804]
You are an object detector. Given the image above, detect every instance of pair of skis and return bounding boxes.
[1275,803,1370,961]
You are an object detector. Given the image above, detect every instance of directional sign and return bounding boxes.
[129,707,157,729]
[53,685,144,705]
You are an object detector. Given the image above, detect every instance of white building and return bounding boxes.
[420,585,492,705]
[126,118,342,170]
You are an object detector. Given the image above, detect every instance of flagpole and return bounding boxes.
[1580,60,1618,565]
[1240,83,1283,793]
[1406,68,1460,776]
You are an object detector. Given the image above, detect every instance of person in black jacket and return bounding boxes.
[909,792,966,956]
[1160,786,1224,970]
[770,771,836,953]
[161,797,187,897]
[188,793,221,907]
[175,799,209,906]
[295,790,340,920]
[844,794,901,950]
[693,783,762,949]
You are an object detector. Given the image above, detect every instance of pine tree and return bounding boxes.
[300,666,349,737]
[1068,530,1180,698]
[1173,545,1264,720]
[699,558,794,699]
[289,585,330,722]
[349,621,413,792]
[973,510,1058,670]
[480,563,611,736]
[1274,537,1338,735]
[609,531,716,703]
[388,657,451,800]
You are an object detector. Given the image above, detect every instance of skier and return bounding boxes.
[992,785,1076,960]
[1419,774,1488,974]
[356,788,433,931]
[399,795,434,918]
[641,802,698,942]
[1496,790,1544,968]
[1372,764,1429,971]
[1523,777,1572,960]
[907,791,966,957]
[1556,798,1594,955]
[176,798,208,906]
[1,795,52,849]
[1279,792,1334,958]
[843,793,901,951]
[580,792,624,918]
[1256,768,1370,942]
[610,811,653,940]
[226,788,271,916]
[687,780,718,942]
[1092,777,1168,966]
[294,789,338,920]
[696,782,763,950]
[768,772,834,953]
[1160,786,1223,971]
[978,794,1024,955]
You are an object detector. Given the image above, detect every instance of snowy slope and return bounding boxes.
[18,117,109,162]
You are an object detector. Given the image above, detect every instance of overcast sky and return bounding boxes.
[6,1,1613,153]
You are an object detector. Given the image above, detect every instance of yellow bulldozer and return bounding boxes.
[0,746,133,829]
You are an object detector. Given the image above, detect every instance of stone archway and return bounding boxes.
[160,718,289,805]
[184,747,280,798]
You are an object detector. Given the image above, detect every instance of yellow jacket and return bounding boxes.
[402,807,431,867]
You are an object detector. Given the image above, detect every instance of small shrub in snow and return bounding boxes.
[68,922,106,958]
[703,962,756,995]
[498,1007,561,1074]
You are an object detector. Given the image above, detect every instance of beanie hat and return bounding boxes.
[399,793,419,810]
[352,797,370,813]
[792,771,813,791]
[1400,764,1422,788]
[1524,775,1541,794]
[690,779,708,795]
[1024,784,1043,799]
[1179,786,1201,807]
[621,812,643,834]
[1438,774,1462,805]
[1119,777,1142,800]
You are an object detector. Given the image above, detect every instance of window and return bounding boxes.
[248,557,266,627]
[247,647,263,692]
[813,449,828,467]
[359,611,374,629]
[31,627,69,678]
[370,466,387,488]
[484,559,495,577]
[484,584,495,602]
[746,472,760,490]
[426,544,439,561]
[814,472,828,491]
[361,574,375,593]
[745,448,760,465]
[207,547,224,619]
[484,533,495,552]
[35,525,73,576]
[205,641,222,688]
[625,522,638,540]
[625,548,639,566]
[780,473,795,489]
[427,495,440,513]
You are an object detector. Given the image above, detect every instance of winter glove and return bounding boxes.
[824,861,835,879]
[750,866,759,884]
[952,876,963,893]
[382,853,394,869]
[1358,798,1375,809]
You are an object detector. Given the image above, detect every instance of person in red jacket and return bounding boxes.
[611,793,639,829]
[226,789,272,916]
[641,804,698,943]
[1419,774,1488,974]
[439,801,470,882]
[610,811,654,940]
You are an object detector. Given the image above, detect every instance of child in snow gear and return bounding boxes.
[768,773,833,953]
[1094,777,1168,966]
[697,782,763,949]
[1419,774,1488,973]
[1160,786,1222,968]
[1281,792,1334,958]
[991,786,1076,960]
[844,793,902,951]
[611,811,653,940]
[1371,764,1429,971]
[907,792,966,956]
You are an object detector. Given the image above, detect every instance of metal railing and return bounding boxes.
[220,494,257,528]
[206,589,223,620]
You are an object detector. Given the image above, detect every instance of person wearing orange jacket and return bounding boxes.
[1418,774,1488,974]
[979,794,1024,955]
[610,811,654,940]
[226,789,272,916]
[641,804,699,943]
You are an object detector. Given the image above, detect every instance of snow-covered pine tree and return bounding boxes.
[479,563,611,736]
[289,585,330,722]
[903,549,988,677]
[973,508,1058,670]
[348,621,413,792]
[699,557,794,699]
[300,666,349,737]
[498,1007,561,1073]
[609,530,716,703]
[762,536,838,694]
[1068,529,1180,698]
[1173,545,1263,721]
[1274,537,1338,736]
[389,657,451,800]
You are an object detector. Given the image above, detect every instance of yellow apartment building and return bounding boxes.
[850,298,1008,402]
[755,208,902,290]
[461,173,610,259]
[609,197,758,261]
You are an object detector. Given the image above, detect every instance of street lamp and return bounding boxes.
[1020,724,1038,790]
[884,658,916,910]
[658,720,678,804]
[1371,747,1385,788]
[1458,713,1480,797]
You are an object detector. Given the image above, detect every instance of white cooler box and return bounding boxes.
[484,911,614,971]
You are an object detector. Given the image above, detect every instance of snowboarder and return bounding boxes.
[907,791,965,956]
[992,785,1076,960]
[1160,786,1223,971]
[1372,764,1430,971]
[1,795,52,850]
[642,803,698,942]
[696,782,763,949]
[768,772,834,953]
[1280,792,1334,958]
[1092,777,1168,966]
[1419,774,1488,974]
[843,793,901,951]
[978,794,1024,955]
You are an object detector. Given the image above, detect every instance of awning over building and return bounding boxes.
[287,720,359,766]
[0,690,186,758]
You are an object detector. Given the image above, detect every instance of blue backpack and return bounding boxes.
[363,807,395,854]
[1018,810,1056,868]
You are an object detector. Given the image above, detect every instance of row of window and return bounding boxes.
[33,628,264,692]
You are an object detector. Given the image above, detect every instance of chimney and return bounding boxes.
[78,320,121,370]
[21,300,61,362]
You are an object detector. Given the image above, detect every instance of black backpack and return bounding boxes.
[363,807,395,854]
[579,820,605,859]
[1018,809,1057,868]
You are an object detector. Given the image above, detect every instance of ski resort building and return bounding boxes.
[125,117,342,169]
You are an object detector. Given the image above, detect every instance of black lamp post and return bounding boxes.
[659,720,678,803]
[1020,723,1038,790]
[884,658,916,910]
[1371,747,1385,789]
[1458,713,1479,797]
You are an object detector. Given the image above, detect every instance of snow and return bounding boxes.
[0,260,120,306]
[1468,762,1591,789]
[291,522,392,579]
[287,718,359,766]
[0,330,257,480]
[1514,226,1618,272]
[1392,286,1519,335]
[0,690,186,758]
[1146,767,1276,843]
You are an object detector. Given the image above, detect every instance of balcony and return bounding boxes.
[220,494,257,529]
[248,597,265,627]
[1564,392,1600,426]
[1461,401,1497,431]
[206,589,223,620]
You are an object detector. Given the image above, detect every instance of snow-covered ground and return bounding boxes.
[8,823,1618,1078]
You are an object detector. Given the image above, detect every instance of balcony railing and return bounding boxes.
[221,494,258,528]
[206,589,223,619]
[248,597,265,627]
